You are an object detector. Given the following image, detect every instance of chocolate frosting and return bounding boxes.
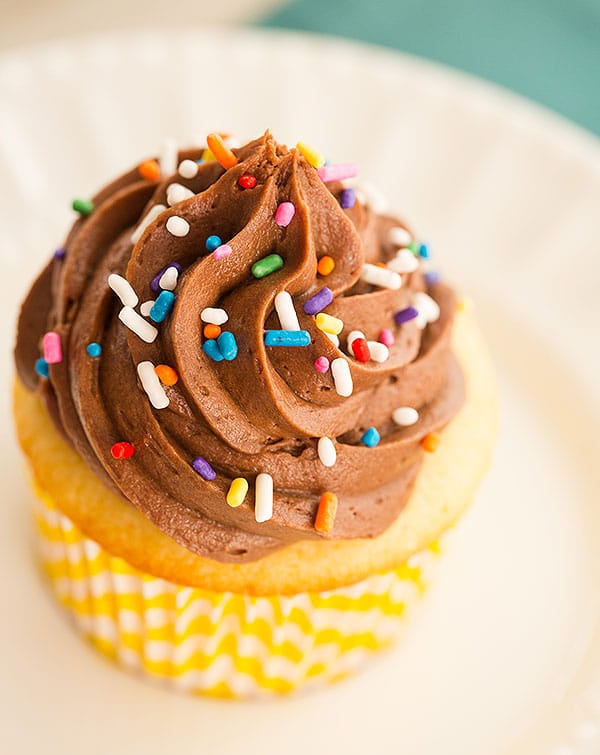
[15,133,464,562]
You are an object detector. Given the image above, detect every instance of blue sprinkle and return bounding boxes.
[53,247,66,261]
[202,339,224,362]
[86,342,102,357]
[217,331,238,361]
[419,243,431,259]
[150,290,175,323]
[192,456,216,481]
[339,188,356,209]
[361,427,381,447]
[205,234,222,252]
[394,306,419,325]
[264,330,311,347]
[35,358,49,378]
[303,287,333,315]
[196,159,205,165]
[424,270,441,285]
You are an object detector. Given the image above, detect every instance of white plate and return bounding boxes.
[1,28,599,755]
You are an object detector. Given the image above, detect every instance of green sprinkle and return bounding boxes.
[251,253,284,279]
[407,241,420,255]
[72,198,95,217]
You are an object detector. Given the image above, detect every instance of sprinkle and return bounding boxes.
[86,342,102,357]
[158,265,179,291]
[361,427,380,447]
[314,356,330,373]
[140,300,154,316]
[138,159,160,182]
[351,337,371,363]
[111,442,134,459]
[346,330,365,354]
[213,244,232,260]
[227,478,249,508]
[42,331,62,364]
[303,287,333,315]
[274,291,300,331]
[379,329,394,347]
[166,183,194,207]
[317,256,335,276]
[206,133,238,169]
[252,254,284,279]
[360,263,402,290]
[275,202,295,227]
[192,456,216,481]
[34,358,49,378]
[201,147,215,163]
[324,332,340,347]
[155,364,179,385]
[255,473,273,522]
[53,248,66,261]
[367,341,389,363]
[407,241,420,255]
[315,492,338,533]
[419,243,431,259]
[160,137,178,175]
[393,407,419,426]
[137,361,169,409]
[178,159,199,179]
[264,330,310,347]
[317,163,359,183]
[202,339,224,362]
[339,188,356,209]
[331,357,353,396]
[205,235,222,252]
[424,271,441,286]
[315,313,343,335]
[413,292,440,328]
[296,141,325,168]
[149,290,175,323]
[166,216,190,237]
[388,227,412,247]
[388,249,419,274]
[456,296,473,313]
[238,173,257,189]
[201,308,228,325]
[204,324,221,339]
[131,204,167,244]
[394,306,419,325]
[108,273,138,307]
[72,198,94,217]
[317,437,336,467]
[217,331,238,361]
[421,432,440,453]
[118,306,158,343]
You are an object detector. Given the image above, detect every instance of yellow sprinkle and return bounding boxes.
[201,148,216,163]
[456,296,473,313]
[315,312,343,335]
[226,478,249,508]
[296,141,325,169]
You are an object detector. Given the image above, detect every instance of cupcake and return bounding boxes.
[13,131,496,697]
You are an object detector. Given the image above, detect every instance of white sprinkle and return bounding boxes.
[331,357,353,397]
[224,135,241,148]
[131,203,166,244]
[118,306,158,343]
[166,183,195,207]
[392,407,419,426]
[367,341,390,363]
[159,266,179,291]
[361,181,389,214]
[140,300,154,317]
[137,361,169,409]
[324,332,340,347]
[108,273,138,307]
[317,437,337,467]
[346,330,365,355]
[200,307,228,325]
[178,159,199,179]
[160,137,178,176]
[255,473,273,522]
[413,291,440,329]
[388,226,412,247]
[166,215,190,237]
[387,249,419,274]
[360,263,402,290]
[274,291,300,331]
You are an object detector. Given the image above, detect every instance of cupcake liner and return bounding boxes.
[32,486,439,698]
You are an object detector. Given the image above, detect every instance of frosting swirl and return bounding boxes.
[15,132,464,562]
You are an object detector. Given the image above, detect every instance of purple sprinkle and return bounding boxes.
[394,306,419,325]
[192,456,216,481]
[151,262,182,293]
[424,270,441,285]
[303,287,333,315]
[339,188,356,209]
[53,247,66,261]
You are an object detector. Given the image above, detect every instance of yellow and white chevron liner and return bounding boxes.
[33,491,439,698]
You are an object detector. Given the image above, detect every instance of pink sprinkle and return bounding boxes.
[317,163,359,183]
[314,356,330,373]
[213,244,232,260]
[43,331,62,364]
[379,328,394,347]
[275,202,295,227]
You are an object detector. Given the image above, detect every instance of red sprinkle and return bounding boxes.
[238,173,257,189]
[351,337,371,363]
[111,442,135,460]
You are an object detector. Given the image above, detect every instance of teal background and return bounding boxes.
[259,0,600,135]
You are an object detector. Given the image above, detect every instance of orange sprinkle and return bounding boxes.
[421,432,440,453]
[138,159,160,182]
[317,256,335,276]
[206,133,239,170]
[154,364,179,386]
[375,262,387,268]
[203,324,222,339]
[315,492,338,533]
